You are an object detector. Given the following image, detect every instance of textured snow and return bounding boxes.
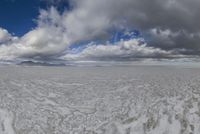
[0,65,200,134]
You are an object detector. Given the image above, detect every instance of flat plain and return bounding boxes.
[0,65,200,134]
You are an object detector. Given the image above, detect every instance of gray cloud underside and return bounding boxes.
[0,0,200,61]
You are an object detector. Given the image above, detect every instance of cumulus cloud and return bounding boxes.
[0,28,13,43]
[62,38,182,61]
[0,0,200,61]
[0,27,69,60]
[67,0,200,54]
[0,8,70,60]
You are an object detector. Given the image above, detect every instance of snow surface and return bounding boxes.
[0,65,200,134]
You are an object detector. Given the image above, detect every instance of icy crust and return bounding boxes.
[0,109,15,134]
[0,66,200,134]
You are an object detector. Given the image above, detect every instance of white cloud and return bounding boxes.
[0,28,13,43]
[0,8,70,60]
[62,39,178,61]
[19,27,69,57]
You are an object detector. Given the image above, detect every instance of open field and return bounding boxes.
[0,65,200,134]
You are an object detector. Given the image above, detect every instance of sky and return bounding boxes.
[0,0,200,63]
[0,0,69,36]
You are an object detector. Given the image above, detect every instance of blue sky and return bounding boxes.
[0,0,41,36]
[0,0,69,36]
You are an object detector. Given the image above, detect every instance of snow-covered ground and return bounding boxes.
[0,65,200,134]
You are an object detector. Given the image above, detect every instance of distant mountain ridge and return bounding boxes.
[18,60,66,66]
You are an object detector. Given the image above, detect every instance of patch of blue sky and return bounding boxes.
[110,29,142,44]
[69,41,104,54]
[69,29,143,54]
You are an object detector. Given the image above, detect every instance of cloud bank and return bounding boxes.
[0,0,199,62]
[63,38,181,61]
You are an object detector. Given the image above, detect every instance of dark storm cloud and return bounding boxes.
[128,0,200,53]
